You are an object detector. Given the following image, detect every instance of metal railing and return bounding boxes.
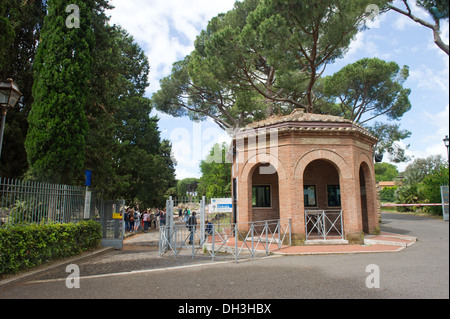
[159,218,292,262]
[305,210,344,241]
[0,177,86,227]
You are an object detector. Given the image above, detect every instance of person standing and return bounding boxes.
[143,210,150,232]
[205,220,213,240]
[129,208,135,233]
[160,209,166,227]
[187,211,197,245]
[155,208,160,229]
[133,209,140,233]
[150,210,156,229]
[124,208,130,232]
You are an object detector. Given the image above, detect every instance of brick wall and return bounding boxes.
[232,127,379,244]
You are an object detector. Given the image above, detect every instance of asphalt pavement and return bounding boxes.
[0,212,448,300]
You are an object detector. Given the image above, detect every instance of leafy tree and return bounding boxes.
[198,143,232,198]
[25,0,95,184]
[368,122,412,163]
[1,0,176,208]
[321,58,411,124]
[83,0,123,196]
[177,178,200,199]
[152,0,390,130]
[375,162,399,181]
[153,0,412,162]
[0,0,47,177]
[320,58,412,162]
[395,155,447,212]
[245,0,389,113]
[418,164,449,214]
[380,186,398,202]
[395,183,420,211]
[402,155,445,185]
[152,0,264,130]
[86,24,176,208]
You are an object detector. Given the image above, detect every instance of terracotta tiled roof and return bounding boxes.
[237,109,378,142]
[245,108,352,129]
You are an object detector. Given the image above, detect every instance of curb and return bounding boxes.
[271,246,406,256]
[0,247,114,289]
[364,239,415,247]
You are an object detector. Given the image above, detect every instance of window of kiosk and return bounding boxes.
[304,185,317,207]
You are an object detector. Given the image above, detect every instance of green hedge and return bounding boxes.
[0,221,102,275]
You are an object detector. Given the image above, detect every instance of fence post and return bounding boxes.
[235,222,238,263]
[212,223,215,262]
[191,224,195,259]
[289,219,292,246]
[201,196,205,248]
[322,210,326,240]
[174,225,178,258]
[277,219,281,249]
[169,196,174,249]
[251,221,255,260]
[265,220,269,255]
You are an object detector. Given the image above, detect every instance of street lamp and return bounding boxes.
[0,79,22,160]
[444,135,450,164]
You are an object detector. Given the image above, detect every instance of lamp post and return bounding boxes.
[444,135,449,164]
[0,79,22,161]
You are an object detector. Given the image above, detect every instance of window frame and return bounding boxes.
[327,185,342,208]
[303,185,318,208]
[252,185,272,208]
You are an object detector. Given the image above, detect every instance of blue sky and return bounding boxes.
[109,0,449,179]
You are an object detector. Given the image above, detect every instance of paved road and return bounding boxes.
[0,213,448,300]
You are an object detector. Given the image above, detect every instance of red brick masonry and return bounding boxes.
[231,109,381,243]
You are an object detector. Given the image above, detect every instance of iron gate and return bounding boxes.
[159,197,292,262]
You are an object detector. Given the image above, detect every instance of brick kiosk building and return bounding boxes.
[230,108,380,244]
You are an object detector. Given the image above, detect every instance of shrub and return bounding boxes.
[0,221,102,275]
[380,186,397,203]
[418,165,449,215]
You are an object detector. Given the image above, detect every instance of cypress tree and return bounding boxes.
[25,0,95,184]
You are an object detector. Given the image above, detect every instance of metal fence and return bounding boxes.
[305,210,344,241]
[0,177,87,227]
[159,197,292,262]
[0,177,126,248]
[160,218,292,262]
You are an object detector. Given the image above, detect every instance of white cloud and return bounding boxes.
[395,104,450,171]
[422,104,450,143]
[409,62,449,93]
[339,31,393,65]
[108,0,237,95]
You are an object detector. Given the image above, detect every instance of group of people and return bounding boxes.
[124,206,214,244]
[124,208,166,233]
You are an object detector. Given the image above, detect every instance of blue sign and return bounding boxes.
[85,170,92,187]
[217,204,233,209]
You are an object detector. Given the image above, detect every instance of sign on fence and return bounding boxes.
[210,198,232,213]
[84,189,91,219]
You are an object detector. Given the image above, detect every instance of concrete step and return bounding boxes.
[364,233,418,247]
[305,239,349,245]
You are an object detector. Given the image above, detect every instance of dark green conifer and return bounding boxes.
[26,0,95,184]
